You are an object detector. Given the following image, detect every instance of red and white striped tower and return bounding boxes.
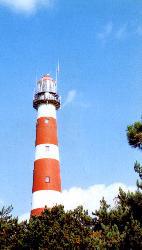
[31,74,61,216]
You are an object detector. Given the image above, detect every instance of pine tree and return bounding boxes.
[127,118,142,189]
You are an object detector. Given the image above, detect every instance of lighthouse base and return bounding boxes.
[31,190,62,216]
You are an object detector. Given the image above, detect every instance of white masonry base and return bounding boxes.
[32,190,62,210]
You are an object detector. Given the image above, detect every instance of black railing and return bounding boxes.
[33,92,61,110]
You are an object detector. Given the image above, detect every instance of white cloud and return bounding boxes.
[63,91,91,109]
[19,182,136,221]
[61,183,135,213]
[97,23,130,42]
[115,24,127,39]
[19,212,30,222]
[136,25,142,36]
[0,0,53,13]
[62,90,77,107]
[97,22,113,41]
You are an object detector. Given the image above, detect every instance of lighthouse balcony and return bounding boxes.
[33,92,61,110]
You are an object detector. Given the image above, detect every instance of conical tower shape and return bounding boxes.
[31,74,61,216]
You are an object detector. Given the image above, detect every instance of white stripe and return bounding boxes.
[32,190,61,210]
[35,144,59,161]
[37,104,56,119]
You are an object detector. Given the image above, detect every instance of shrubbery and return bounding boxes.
[1,119,142,249]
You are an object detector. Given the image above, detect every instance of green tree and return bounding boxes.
[92,188,142,249]
[127,118,142,189]
[23,205,95,249]
[89,118,142,249]
[127,120,142,149]
[1,117,142,249]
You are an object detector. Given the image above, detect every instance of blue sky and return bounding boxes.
[0,0,142,217]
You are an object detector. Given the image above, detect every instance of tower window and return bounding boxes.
[45,118,49,124]
[45,145,50,151]
[45,176,50,183]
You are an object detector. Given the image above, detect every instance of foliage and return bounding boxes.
[1,118,142,249]
[127,118,142,189]
[92,189,142,250]
[0,205,13,221]
[134,161,142,179]
[127,121,142,149]
[1,185,142,250]
[134,161,142,189]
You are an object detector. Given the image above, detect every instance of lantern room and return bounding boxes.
[33,74,60,110]
[37,74,57,94]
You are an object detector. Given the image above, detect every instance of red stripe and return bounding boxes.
[36,117,58,145]
[32,159,61,192]
[31,208,45,216]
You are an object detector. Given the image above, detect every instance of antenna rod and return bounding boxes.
[56,60,60,85]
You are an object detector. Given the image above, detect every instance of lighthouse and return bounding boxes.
[31,74,61,216]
